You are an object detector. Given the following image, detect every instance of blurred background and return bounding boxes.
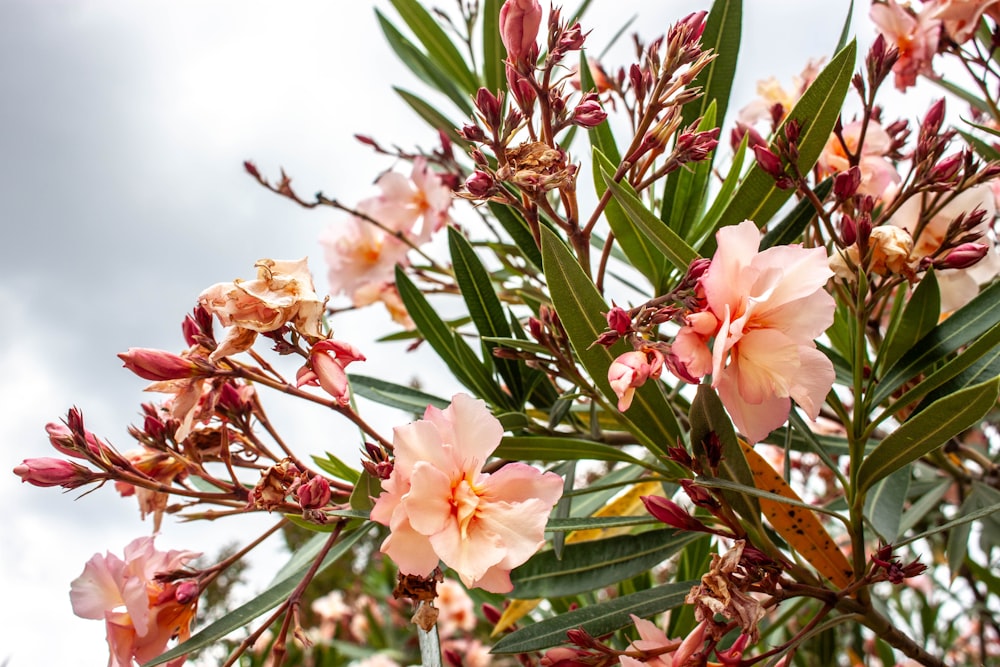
[0,1,858,663]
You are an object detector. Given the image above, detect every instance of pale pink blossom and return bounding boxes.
[70,536,201,667]
[672,220,836,442]
[370,394,563,593]
[199,258,325,362]
[926,0,1000,42]
[890,184,1000,312]
[366,157,452,241]
[352,281,415,329]
[435,578,477,638]
[870,0,941,90]
[609,349,665,411]
[296,339,366,405]
[618,615,707,667]
[736,59,825,127]
[320,211,412,302]
[819,120,901,198]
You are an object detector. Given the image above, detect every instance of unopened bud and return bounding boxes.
[297,475,332,510]
[118,348,209,382]
[459,123,486,142]
[499,0,542,64]
[465,170,496,197]
[14,457,95,488]
[923,98,946,137]
[606,305,631,335]
[754,145,785,180]
[834,166,862,200]
[571,95,607,128]
[174,580,200,605]
[937,242,989,270]
[930,152,963,183]
[641,495,711,532]
[475,88,503,127]
[841,214,857,246]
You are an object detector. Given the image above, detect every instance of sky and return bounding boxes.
[0,1,859,664]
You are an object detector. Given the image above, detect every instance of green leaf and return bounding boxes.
[872,279,1000,406]
[834,0,855,53]
[449,227,524,402]
[581,51,621,164]
[349,373,450,412]
[707,40,857,248]
[919,321,1000,407]
[857,375,1000,494]
[511,528,699,598]
[146,525,375,666]
[540,227,682,455]
[388,0,478,93]
[695,132,748,244]
[393,87,468,148]
[349,470,382,513]
[496,436,650,467]
[544,515,657,532]
[663,102,718,238]
[597,151,700,272]
[877,271,940,375]
[489,201,544,271]
[896,478,950,537]
[863,465,911,543]
[491,581,695,654]
[312,452,361,485]
[376,11,473,115]
[395,268,514,409]
[482,0,507,94]
[688,384,763,530]
[681,0,741,136]
[898,491,1000,548]
[760,178,832,249]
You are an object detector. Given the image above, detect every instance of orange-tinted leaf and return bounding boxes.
[740,440,853,588]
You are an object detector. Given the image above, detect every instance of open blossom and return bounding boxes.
[829,225,915,280]
[370,394,563,593]
[672,220,835,442]
[926,0,1000,43]
[199,258,325,362]
[890,184,1000,312]
[70,536,201,667]
[736,59,825,127]
[619,615,707,667]
[870,0,941,90]
[114,447,187,532]
[818,120,900,198]
[364,157,452,242]
[321,212,412,302]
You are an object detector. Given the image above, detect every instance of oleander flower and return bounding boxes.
[199,258,325,362]
[870,0,941,90]
[609,348,665,411]
[889,184,1000,312]
[736,59,825,127]
[370,393,564,593]
[672,220,836,442]
[818,120,901,198]
[926,0,1000,43]
[296,339,366,405]
[70,536,200,667]
[364,156,452,242]
[618,615,707,667]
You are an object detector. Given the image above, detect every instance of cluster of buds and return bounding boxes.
[246,459,335,518]
[361,441,393,480]
[754,118,802,190]
[870,544,928,584]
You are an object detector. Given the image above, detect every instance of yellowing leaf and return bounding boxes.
[740,440,853,588]
[492,480,664,635]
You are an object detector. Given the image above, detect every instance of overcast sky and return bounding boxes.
[0,1,857,664]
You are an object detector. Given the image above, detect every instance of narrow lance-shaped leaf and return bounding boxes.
[388,0,478,93]
[706,40,857,251]
[876,270,940,375]
[857,375,1000,494]
[482,0,507,94]
[393,87,469,148]
[663,102,718,239]
[540,227,682,455]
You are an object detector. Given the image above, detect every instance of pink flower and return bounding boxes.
[370,393,563,593]
[499,0,542,64]
[435,579,477,638]
[321,212,412,303]
[70,536,201,667]
[366,157,452,241]
[199,258,326,362]
[818,120,901,198]
[926,0,1000,43]
[870,0,941,91]
[736,59,825,127]
[889,184,1000,312]
[609,349,665,412]
[618,615,708,667]
[673,220,835,442]
[296,339,366,405]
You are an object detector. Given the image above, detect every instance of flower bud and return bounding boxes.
[118,348,209,382]
[298,339,366,405]
[499,0,542,64]
[174,580,200,605]
[606,305,631,335]
[641,495,711,532]
[464,170,496,197]
[297,475,332,510]
[936,242,989,270]
[474,88,503,127]
[14,457,95,488]
[753,145,784,180]
[834,166,862,201]
[608,349,664,411]
[840,214,857,246]
[458,123,486,142]
[571,96,607,127]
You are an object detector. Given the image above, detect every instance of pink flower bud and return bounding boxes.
[474,88,502,127]
[753,145,784,179]
[923,98,946,137]
[641,495,710,532]
[298,339,366,405]
[297,475,332,510]
[499,0,542,64]
[118,348,209,381]
[606,305,631,335]
[465,170,496,197]
[930,152,963,183]
[571,96,607,127]
[174,580,200,605]
[834,166,862,200]
[608,349,664,411]
[841,214,857,246]
[14,457,94,488]
[673,619,708,667]
[937,242,989,270]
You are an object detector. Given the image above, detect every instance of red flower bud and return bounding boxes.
[753,145,785,180]
[297,475,332,510]
[118,348,210,382]
[14,457,95,488]
[605,305,631,335]
[936,242,989,270]
[571,96,607,127]
[464,170,496,197]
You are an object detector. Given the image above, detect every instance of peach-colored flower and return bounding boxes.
[352,281,415,329]
[199,258,325,362]
[367,157,452,241]
[618,615,707,667]
[435,578,477,638]
[609,349,665,411]
[736,59,825,127]
[870,0,941,90]
[926,0,1000,42]
[819,120,901,198]
[114,447,187,531]
[70,536,200,667]
[370,393,564,593]
[890,184,1000,312]
[320,211,412,302]
[672,220,835,442]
